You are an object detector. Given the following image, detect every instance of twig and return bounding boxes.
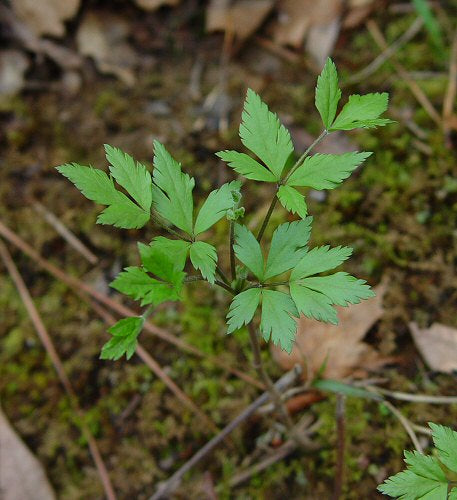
[32,200,98,264]
[150,365,302,500]
[366,20,442,127]
[346,17,424,85]
[371,387,457,405]
[0,240,116,500]
[332,394,346,500]
[0,219,263,389]
[443,28,457,142]
[381,399,423,453]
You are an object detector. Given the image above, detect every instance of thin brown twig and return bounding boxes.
[150,365,302,500]
[443,28,457,140]
[332,394,346,500]
[31,200,98,264]
[370,387,457,405]
[366,20,442,127]
[0,240,116,500]
[0,220,263,390]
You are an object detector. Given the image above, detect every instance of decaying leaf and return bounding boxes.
[271,283,386,380]
[0,50,29,97]
[0,408,56,500]
[134,0,180,10]
[11,0,80,37]
[206,0,274,42]
[409,322,457,373]
[76,11,138,86]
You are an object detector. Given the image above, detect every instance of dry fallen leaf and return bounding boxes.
[0,50,29,97]
[76,11,138,86]
[134,0,180,10]
[409,322,457,373]
[271,283,386,380]
[11,0,80,37]
[206,0,274,42]
[0,408,56,500]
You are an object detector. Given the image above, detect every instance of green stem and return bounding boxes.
[256,192,279,243]
[215,279,236,295]
[229,221,236,282]
[216,266,230,286]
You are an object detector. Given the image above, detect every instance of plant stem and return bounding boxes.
[229,220,236,282]
[333,394,346,500]
[216,266,230,286]
[256,193,278,243]
[215,279,236,295]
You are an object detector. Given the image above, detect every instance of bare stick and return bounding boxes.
[382,400,423,453]
[150,365,302,500]
[372,387,457,405]
[366,20,442,127]
[0,219,263,389]
[443,28,457,142]
[333,394,346,500]
[0,240,116,500]
[32,200,98,264]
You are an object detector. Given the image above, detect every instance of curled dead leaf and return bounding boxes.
[409,322,457,373]
[271,282,387,380]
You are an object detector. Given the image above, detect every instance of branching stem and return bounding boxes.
[229,220,236,282]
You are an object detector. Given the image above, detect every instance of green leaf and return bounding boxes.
[56,163,150,229]
[313,379,384,401]
[260,290,298,353]
[315,58,341,129]
[300,272,375,306]
[289,284,338,324]
[189,241,217,284]
[264,218,312,280]
[277,185,308,219]
[233,224,264,280]
[404,451,447,482]
[239,88,294,179]
[449,487,457,500]
[100,317,144,361]
[330,93,392,131]
[429,422,457,472]
[110,266,180,306]
[216,150,277,182]
[151,140,195,234]
[194,180,242,235]
[143,237,190,273]
[226,288,261,334]
[412,0,445,50]
[287,152,372,189]
[104,144,152,212]
[290,245,352,281]
[377,468,448,499]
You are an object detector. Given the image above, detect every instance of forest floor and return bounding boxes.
[1,2,457,499]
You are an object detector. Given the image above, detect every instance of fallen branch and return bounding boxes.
[150,365,303,500]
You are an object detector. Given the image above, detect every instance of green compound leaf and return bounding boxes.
[194,180,242,235]
[378,451,448,500]
[330,93,393,131]
[151,140,195,235]
[264,218,312,280]
[216,150,277,182]
[233,223,264,280]
[287,152,372,190]
[100,317,144,361]
[110,266,181,306]
[56,163,150,229]
[226,288,261,334]
[277,185,308,219]
[239,88,294,179]
[189,241,218,284]
[260,290,298,353]
[290,245,353,281]
[144,237,190,273]
[289,283,337,324]
[450,487,457,500]
[315,58,341,130]
[429,422,457,473]
[300,272,375,306]
[104,144,152,212]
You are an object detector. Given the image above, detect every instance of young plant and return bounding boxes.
[57,58,392,422]
[378,422,457,499]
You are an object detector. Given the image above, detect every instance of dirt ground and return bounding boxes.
[1,2,457,499]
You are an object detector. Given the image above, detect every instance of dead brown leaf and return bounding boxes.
[11,0,80,37]
[134,0,180,10]
[76,11,138,86]
[0,408,56,500]
[271,283,386,380]
[0,50,29,97]
[409,322,457,373]
[206,0,274,42]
